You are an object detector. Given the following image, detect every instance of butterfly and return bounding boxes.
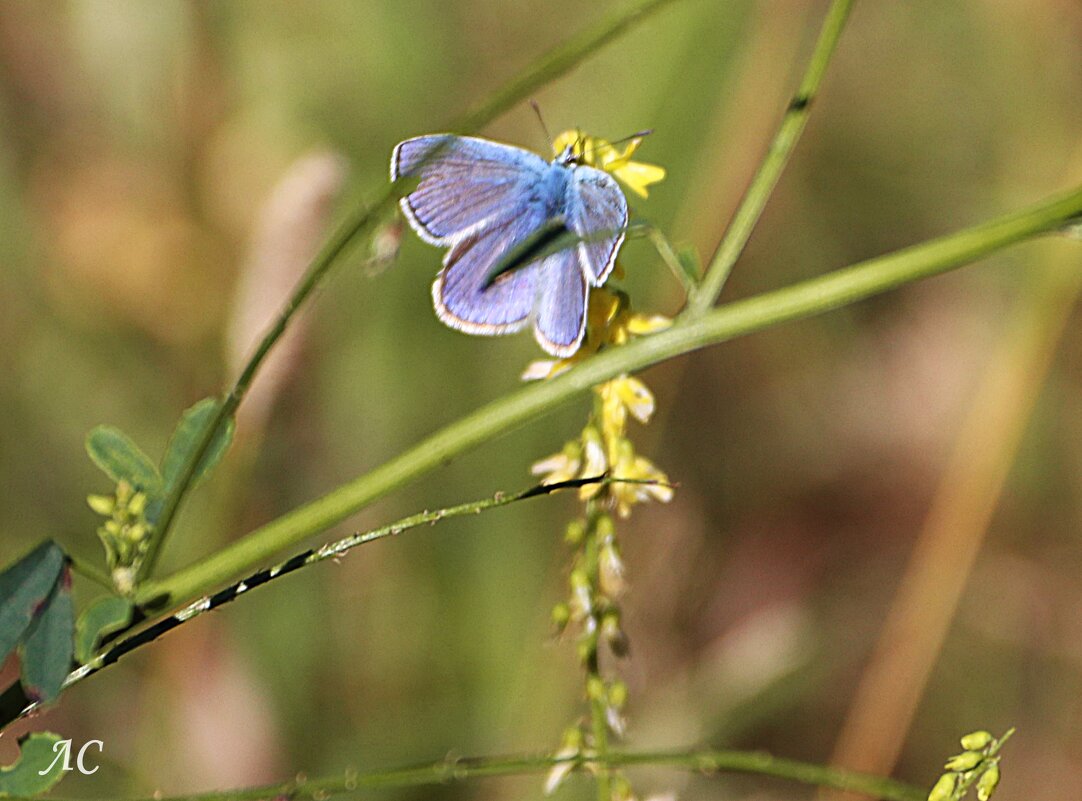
[390,134,628,357]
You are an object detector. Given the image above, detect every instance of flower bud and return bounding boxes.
[565,519,586,546]
[126,523,149,544]
[551,602,571,632]
[586,675,606,701]
[87,495,115,516]
[927,773,956,801]
[128,491,147,517]
[569,569,590,590]
[960,731,994,751]
[560,726,584,751]
[608,680,629,709]
[944,751,983,772]
[976,764,1000,801]
[595,513,615,541]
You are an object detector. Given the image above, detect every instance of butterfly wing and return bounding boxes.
[533,250,589,357]
[392,135,549,244]
[434,209,551,335]
[566,165,628,285]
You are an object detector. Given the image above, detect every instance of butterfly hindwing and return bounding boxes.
[534,249,589,357]
[392,135,548,244]
[434,213,545,334]
[566,165,627,285]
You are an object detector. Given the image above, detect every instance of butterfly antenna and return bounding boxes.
[529,100,556,155]
[579,129,654,161]
[612,128,653,146]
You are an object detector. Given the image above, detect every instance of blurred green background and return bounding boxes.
[1,0,1081,798]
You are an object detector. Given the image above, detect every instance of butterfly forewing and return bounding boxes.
[393,135,548,244]
[567,166,627,285]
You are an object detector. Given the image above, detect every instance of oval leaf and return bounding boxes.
[20,571,74,704]
[160,398,236,493]
[74,596,132,665]
[0,542,65,666]
[0,732,68,797]
[85,426,162,493]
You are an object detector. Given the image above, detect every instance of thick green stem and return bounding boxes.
[688,0,855,315]
[135,183,1082,611]
[136,0,687,582]
[23,748,925,801]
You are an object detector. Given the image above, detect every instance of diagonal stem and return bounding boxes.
[687,0,855,316]
[133,182,1082,613]
[1,479,670,729]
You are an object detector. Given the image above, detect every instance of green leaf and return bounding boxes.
[74,596,132,664]
[20,571,74,704]
[159,398,236,494]
[0,732,68,797]
[0,542,65,666]
[85,426,162,493]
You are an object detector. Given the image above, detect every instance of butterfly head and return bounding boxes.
[553,131,586,167]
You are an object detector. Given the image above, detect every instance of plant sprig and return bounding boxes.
[18,747,927,801]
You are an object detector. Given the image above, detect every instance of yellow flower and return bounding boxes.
[578,426,609,501]
[531,441,582,485]
[610,440,673,518]
[625,314,671,336]
[610,376,655,425]
[553,130,666,198]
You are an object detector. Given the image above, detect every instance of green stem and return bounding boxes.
[20,748,925,801]
[688,0,855,315]
[135,0,688,583]
[135,182,1082,611]
[65,553,114,592]
[2,479,663,730]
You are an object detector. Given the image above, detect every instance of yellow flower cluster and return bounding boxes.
[552,130,666,198]
[528,289,674,517]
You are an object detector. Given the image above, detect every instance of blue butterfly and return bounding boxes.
[390,134,628,357]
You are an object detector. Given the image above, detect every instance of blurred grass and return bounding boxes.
[0,1,1081,798]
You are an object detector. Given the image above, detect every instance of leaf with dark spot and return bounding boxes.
[0,542,65,666]
[20,568,74,704]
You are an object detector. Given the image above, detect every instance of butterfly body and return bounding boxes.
[391,134,628,356]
